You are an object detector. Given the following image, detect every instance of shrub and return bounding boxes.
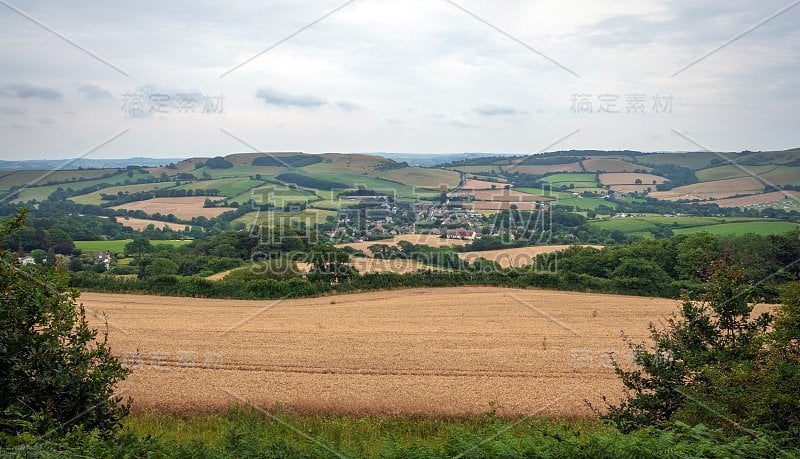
[0,210,129,438]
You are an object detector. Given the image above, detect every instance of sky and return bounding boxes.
[0,0,798,160]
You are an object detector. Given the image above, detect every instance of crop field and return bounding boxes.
[376,167,460,190]
[70,182,178,205]
[713,190,800,208]
[649,177,765,201]
[115,217,193,231]
[471,189,552,202]
[234,209,339,227]
[458,245,603,268]
[112,197,231,220]
[82,287,682,417]
[462,178,505,190]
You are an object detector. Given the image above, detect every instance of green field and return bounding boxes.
[191,164,287,179]
[75,239,192,253]
[70,182,178,205]
[228,183,320,205]
[0,168,121,191]
[554,196,613,211]
[672,221,800,236]
[695,164,777,182]
[172,178,265,197]
[12,170,152,202]
[589,216,798,237]
[540,173,598,186]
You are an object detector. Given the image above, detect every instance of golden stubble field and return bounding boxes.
[83,287,682,418]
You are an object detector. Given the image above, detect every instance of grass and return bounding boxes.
[75,239,192,253]
[111,409,794,458]
[672,221,800,236]
[588,216,798,237]
[695,164,777,182]
[554,196,613,211]
[124,409,607,457]
[172,178,265,197]
[539,173,598,186]
[228,183,320,205]
[234,209,338,227]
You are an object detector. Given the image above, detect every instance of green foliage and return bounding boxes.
[3,411,796,458]
[252,154,323,167]
[0,210,129,439]
[602,262,799,446]
[145,257,178,277]
[276,172,347,191]
[204,156,234,169]
[222,258,302,282]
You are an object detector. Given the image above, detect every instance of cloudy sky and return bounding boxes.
[0,0,798,159]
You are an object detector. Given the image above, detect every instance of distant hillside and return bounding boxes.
[372,152,510,167]
[0,157,185,171]
[441,148,800,210]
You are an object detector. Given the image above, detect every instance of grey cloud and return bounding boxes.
[473,103,527,116]
[38,117,55,125]
[0,105,27,116]
[255,87,327,109]
[1,83,63,101]
[335,100,363,112]
[78,83,113,100]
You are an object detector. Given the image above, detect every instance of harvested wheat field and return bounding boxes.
[116,217,192,231]
[471,189,552,202]
[713,190,800,208]
[459,245,603,268]
[82,287,681,418]
[649,177,764,201]
[349,257,432,274]
[112,197,231,220]
[462,178,506,190]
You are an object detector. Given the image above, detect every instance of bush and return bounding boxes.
[0,210,129,438]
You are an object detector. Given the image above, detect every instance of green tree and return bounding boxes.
[30,248,47,265]
[0,210,129,436]
[145,258,178,277]
[125,237,152,258]
[601,262,772,433]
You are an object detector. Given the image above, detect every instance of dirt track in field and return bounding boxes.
[82,287,681,418]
